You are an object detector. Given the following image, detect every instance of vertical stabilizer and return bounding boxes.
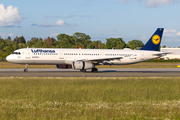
[140,28,164,51]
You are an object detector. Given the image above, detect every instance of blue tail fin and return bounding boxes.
[140,28,164,51]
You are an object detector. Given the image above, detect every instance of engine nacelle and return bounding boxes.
[73,61,93,70]
[56,64,72,69]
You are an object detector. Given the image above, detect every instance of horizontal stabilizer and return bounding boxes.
[153,52,171,56]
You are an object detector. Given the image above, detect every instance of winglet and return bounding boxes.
[140,28,164,51]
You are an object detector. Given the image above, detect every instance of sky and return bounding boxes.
[0,0,180,47]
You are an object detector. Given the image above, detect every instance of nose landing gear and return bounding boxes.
[24,64,28,72]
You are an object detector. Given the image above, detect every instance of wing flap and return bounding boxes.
[77,56,123,62]
[87,56,123,61]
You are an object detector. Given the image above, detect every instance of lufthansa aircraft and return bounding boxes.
[6,28,168,72]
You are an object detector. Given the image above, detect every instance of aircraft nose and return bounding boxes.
[6,55,13,62]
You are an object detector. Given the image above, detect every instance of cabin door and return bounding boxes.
[140,51,144,60]
[100,52,104,57]
[59,50,64,59]
[26,49,31,59]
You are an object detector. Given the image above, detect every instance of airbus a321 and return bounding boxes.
[6,28,168,72]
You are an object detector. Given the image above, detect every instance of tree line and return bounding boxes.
[0,32,144,60]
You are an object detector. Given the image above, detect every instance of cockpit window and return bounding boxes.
[12,52,21,55]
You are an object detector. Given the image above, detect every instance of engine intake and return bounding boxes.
[73,61,93,70]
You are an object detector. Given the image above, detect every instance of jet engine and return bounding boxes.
[56,64,72,69]
[73,61,93,70]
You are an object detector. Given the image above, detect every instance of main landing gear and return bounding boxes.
[91,68,98,73]
[24,64,28,72]
[80,69,86,72]
[80,68,98,73]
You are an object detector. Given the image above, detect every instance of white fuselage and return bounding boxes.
[6,48,159,65]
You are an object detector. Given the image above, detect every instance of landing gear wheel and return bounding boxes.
[24,64,28,72]
[24,69,28,72]
[80,69,86,72]
[91,68,98,73]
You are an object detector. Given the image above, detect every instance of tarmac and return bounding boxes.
[0,68,180,77]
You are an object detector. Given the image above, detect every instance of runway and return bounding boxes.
[0,68,180,77]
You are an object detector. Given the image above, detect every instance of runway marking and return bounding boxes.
[0,68,180,77]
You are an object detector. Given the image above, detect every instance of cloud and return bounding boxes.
[65,14,77,18]
[162,29,180,46]
[164,29,180,37]
[146,0,175,8]
[44,14,90,19]
[32,19,77,27]
[50,31,73,37]
[56,19,65,26]
[80,15,92,17]
[0,32,5,38]
[176,32,180,36]
[0,32,14,38]
[50,32,58,37]
[17,26,22,28]
[0,4,23,27]
[8,33,14,36]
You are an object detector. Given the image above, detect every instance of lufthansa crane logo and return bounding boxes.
[152,35,161,45]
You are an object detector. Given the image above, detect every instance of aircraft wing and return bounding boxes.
[153,52,172,56]
[77,56,123,62]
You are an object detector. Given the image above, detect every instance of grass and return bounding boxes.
[0,77,180,119]
[1,62,180,68]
